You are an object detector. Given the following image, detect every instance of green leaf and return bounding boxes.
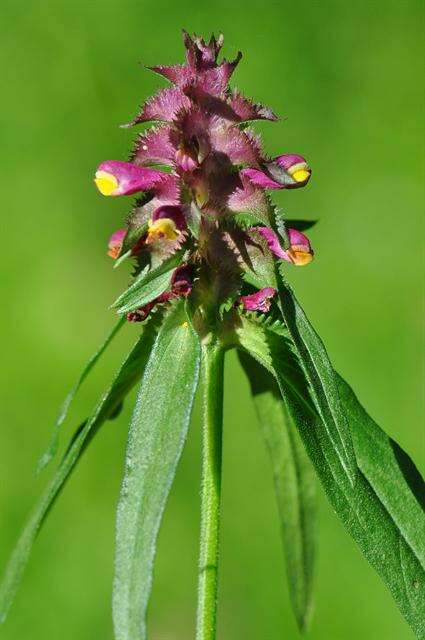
[280,375,425,638]
[113,250,184,314]
[230,227,277,290]
[234,315,425,636]
[238,351,316,632]
[232,209,270,228]
[113,301,201,640]
[114,250,132,269]
[0,321,158,625]
[37,316,126,472]
[276,279,357,485]
[337,374,425,570]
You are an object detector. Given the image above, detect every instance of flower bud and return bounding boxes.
[238,287,276,312]
[107,229,126,259]
[170,264,193,297]
[94,161,165,196]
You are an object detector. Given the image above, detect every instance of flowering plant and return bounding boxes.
[1,31,423,640]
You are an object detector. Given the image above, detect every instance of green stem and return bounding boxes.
[196,342,224,640]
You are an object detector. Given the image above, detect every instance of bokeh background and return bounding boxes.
[0,1,423,638]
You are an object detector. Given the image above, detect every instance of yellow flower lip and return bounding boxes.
[146,218,179,243]
[287,162,311,184]
[291,169,310,183]
[287,246,314,266]
[94,170,119,196]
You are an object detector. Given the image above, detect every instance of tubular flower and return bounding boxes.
[284,227,314,265]
[238,287,276,312]
[255,226,314,266]
[97,31,315,324]
[146,205,187,243]
[94,160,166,196]
[242,154,311,190]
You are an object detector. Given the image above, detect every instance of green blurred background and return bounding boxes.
[0,1,423,638]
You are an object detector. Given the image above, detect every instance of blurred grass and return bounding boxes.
[0,0,423,638]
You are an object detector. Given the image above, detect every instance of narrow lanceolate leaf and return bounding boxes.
[37,316,126,471]
[113,302,201,640]
[337,374,425,570]
[238,351,316,632]
[0,321,158,624]
[276,278,357,486]
[234,316,425,636]
[113,250,185,314]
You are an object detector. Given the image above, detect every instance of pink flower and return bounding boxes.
[107,229,126,259]
[146,206,187,244]
[255,227,314,266]
[268,154,311,188]
[241,154,311,190]
[238,287,276,312]
[94,161,166,196]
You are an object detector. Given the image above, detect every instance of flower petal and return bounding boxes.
[107,229,126,259]
[254,226,288,259]
[288,228,311,252]
[255,226,314,266]
[147,205,187,242]
[241,168,282,190]
[239,287,276,312]
[95,161,166,196]
[266,154,311,188]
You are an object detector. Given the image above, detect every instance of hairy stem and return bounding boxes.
[196,342,224,640]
